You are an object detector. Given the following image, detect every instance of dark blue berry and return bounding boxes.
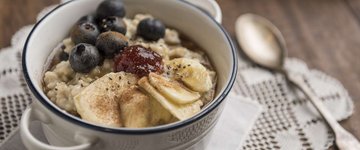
[70,22,100,45]
[69,43,101,73]
[96,0,126,20]
[59,51,69,61]
[78,15,96,24]
[137,18,165,41]
[96,31,128,58]
[100,16,127,35]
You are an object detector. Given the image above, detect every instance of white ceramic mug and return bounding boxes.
[20,0,237,150]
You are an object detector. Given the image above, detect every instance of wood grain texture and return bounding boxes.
[0,0,359,149]
[0,0,59,48]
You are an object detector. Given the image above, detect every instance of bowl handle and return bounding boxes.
[185,0,223,23]
[20,107,93,150]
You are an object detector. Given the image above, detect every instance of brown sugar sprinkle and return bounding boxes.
[117,85,120,88]
[106,88,109,91]
[54,88,58,91]
[183,66,186,69]
[127,81,131,85]
[109,77,113,80]
[80,84,84,87]
[187,64,191,67]
[118,76,122,80]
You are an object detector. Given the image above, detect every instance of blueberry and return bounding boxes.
[137,18,165,41]
[100,16,127,35]
[96,0,126,20]
[70,22,100,45]
[59,50,69,61]
[96,31,128,58]
[69,43,101,73]
[97,55,105,66]
[78,15,96,24]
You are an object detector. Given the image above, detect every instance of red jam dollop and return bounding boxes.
[114,45,163,77]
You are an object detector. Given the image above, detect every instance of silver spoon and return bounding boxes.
[235,13,360,150]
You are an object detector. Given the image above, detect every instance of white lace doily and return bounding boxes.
[233,55,353,150]
[0,3,354,150]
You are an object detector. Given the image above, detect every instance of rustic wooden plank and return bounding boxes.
[0,0,59,48]
[217,0,360,148]
[345,0,360,22]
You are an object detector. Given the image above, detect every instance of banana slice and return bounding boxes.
[119,86,150,128]
[74,72,137,127]
[167,58,212,92]
[119,85,176,127]
[149,96,176,126]
[148,73,200,104]
[138,77,203,120]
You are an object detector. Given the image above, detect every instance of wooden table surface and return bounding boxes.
[1,0,359,149]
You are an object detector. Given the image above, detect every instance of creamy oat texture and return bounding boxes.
[43,14,216,127]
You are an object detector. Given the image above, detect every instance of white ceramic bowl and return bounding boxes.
[20,0,237,150]
[185,0,222,23]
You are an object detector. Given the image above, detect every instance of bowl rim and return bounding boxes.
[22,0,238,134]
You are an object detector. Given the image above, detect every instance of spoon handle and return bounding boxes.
[287,73,360,150]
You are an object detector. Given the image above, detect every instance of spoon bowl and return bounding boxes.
[235,14,286,71]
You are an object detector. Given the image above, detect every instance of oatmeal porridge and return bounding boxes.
[43,0,216,128]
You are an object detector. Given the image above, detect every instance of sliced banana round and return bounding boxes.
[148,73,200,104]
[119,86,151,128]
[166,58,213,92]
[138,77,203,120]
[74,72,137,127]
